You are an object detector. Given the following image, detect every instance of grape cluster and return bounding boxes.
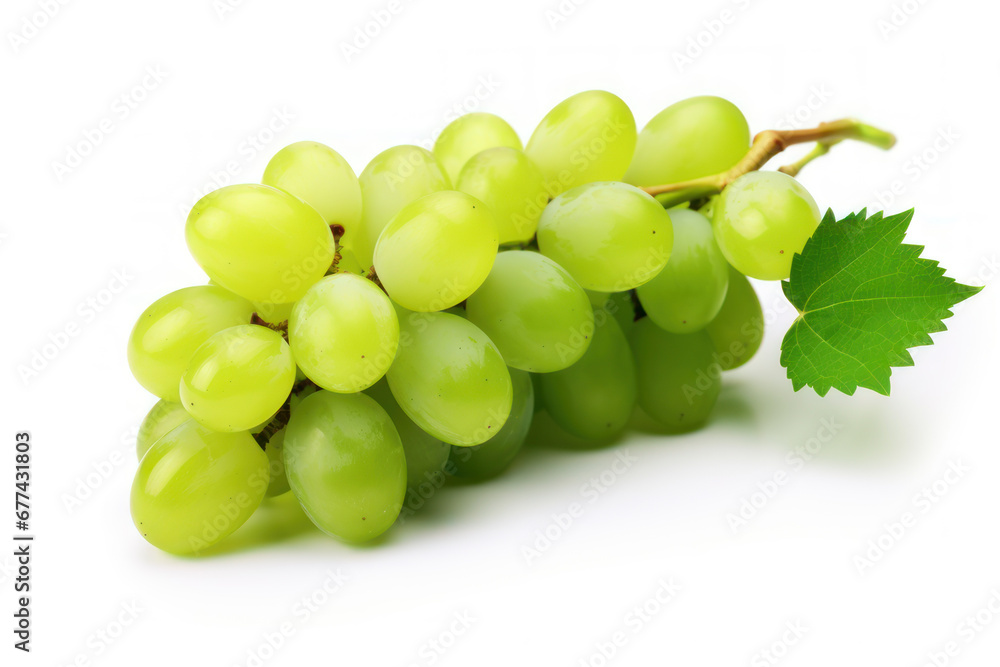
[129,92,823,555]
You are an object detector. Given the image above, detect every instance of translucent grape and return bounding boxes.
[179,325,295,432]
[289,273,399,393]
[629,319,721,430]
[526,90,637,196]
[624,96,750,187]
[186,184,335,303]
[136,400,191,461]
[705,266,765,370]
[713,171,821,280]
[465,250,593,372]
[262,141,363,235]
[131,420,269,555]
[537,182,672,291]
[636,208,729,333]
[283,391,406,543]
[448,368,533,481]
[355,145,451,267]
[538,312,636,441]
[455,147,548,244]
[433,112,523,183]
[128,286,254,401]
[374,191,498,312]
[388,311,512,446]
[252,300,294,325]
[605,291,636,335]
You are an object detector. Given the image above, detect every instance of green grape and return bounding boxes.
[636,208,729,333]
[283,391,406,542]
[537,182,672,292]
[706,266,765,370]
[262,141,363,235]
[605,291,636,335]
[355,145,451,267]
[261,428,290,497]
[136,400,191,461]
[466,250,593,372]
[448,368,533,481]
[252,300,294,325]
[538,312,636,440]
[179,325,295,432]
[586,290,610,308]
[388,311,512,446]
[131,420,269,555]
[365,379,450,497]
[186,184,335,303]
[374,191,498,312]
[629,319,721,430]
[713,171,821,280]
[455,147,548,244]
[289,273,399,393]
[434,112,523,184]
[624,96,750,187]
[526,90,637,196]
[128,286,254,401]
[337,246,366,275]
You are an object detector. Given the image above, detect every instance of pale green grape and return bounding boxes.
[706,266,764,370]
[586,290,610,308]
[252,300,294,325]
[388,311,512,446]
[128,286,254,401]
[538,312,635,440]
[624,96,750,187]
[179,325,295,432]
[466,250,593,372]
[434,112,523,184]
[537,182,672,291]
[605,291,636,335]
[283,391,406,542]
[629,319,720,430]
[262,141,363,235]
[374,191,498,312]
[365,379,450,497]
[136,400,191,461]
[186,184,335,303]
[526,90,637,196]
[636,208,729,333]
[448,368,533,481]
[131,420,269,555]
[355,146,451,267]
[456,147,548,244]
[289,273,399,393]
[713,171,821,280]
[261,428,290,497]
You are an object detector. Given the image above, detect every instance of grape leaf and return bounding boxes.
[780,209,982,396]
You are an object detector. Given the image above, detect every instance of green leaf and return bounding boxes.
[780,209,982,396]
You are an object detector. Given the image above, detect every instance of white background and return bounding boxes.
[2,0,999,665]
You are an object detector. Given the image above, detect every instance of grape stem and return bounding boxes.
[642,119,896,207]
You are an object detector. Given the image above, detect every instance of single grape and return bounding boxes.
[186,184,335,303]
[586,290,610,308]
[179,325,295,433]
[456,147,548,244]
[136,400,191,461]
[128,286,254,401]
[705,266,764,370]
[629,319,721,430]
[374,191,498,312]
[283,391,406,543]
[355,145,451,267]
[131,420,269,555]
[388,311,512,446]
[636,208,729,333]
[289,273,399,393]
[262,141,363,236]
[251,300,294,325]
[537,182,672,291]
[605,291,636,335]
[448,368,534,481]
[713,171,821,280]
[434,112,523,183]
[526,90,637,196]
[624,96,750,187]
[466,250,593,372]
[538,311,636,441]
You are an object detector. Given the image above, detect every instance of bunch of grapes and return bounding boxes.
[129,92,824,555]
